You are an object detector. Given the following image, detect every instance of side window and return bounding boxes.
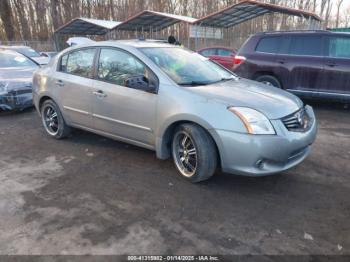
[329,37,350,58]
[97,48,146,87]
[60,48,96,78]
[256,37,281,54]
[200,49,217,57]
[288,36,323,56]
[217,49,232,56]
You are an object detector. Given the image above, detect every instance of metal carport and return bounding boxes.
[53,18,121,50]
[193,0,322,28]
[190,0,322,50]
[111,10,197,44]
[114,10,197,31]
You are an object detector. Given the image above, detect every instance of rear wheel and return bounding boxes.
[255,75,282,89]
[171,124,218,183]
[41,99,71,139]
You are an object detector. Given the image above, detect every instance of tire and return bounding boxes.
[255,75,282,89]
[171,123,218,183]
[41,99,71,139]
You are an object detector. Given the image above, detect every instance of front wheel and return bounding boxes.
[41,99,71,139]
[172,124,218,183]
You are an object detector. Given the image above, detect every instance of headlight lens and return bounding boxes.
[0,81,9,95]
[228,107,275,135]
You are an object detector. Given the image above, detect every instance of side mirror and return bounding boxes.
[125,74,158,94]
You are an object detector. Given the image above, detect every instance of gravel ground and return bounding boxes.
[0,102,349,256]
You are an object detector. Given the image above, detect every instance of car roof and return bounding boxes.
[198,46,235,51]
[255,30,350,37]
[0,49,26,56]
[99,39,176,48]
[0,45,32,49]
[64,40,178,51]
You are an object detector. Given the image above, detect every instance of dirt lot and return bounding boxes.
[0,102,349,256]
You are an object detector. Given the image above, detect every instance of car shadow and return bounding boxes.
[302,98,349,111]
[0,106,35,116]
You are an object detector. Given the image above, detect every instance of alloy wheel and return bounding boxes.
[172,131,198,177]
[42,105,59,136]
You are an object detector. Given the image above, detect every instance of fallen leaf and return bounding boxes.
[304,232,314,241]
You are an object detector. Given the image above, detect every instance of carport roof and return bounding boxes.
[55,18,122,35]
[193,0,322,28]
[114,10,197,31]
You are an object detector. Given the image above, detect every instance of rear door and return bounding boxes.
[282,35,324,94]
[54,48,96,128]
[323,35,350,98]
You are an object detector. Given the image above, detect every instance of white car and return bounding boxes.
[0,45,50,65]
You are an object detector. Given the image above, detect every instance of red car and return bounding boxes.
[197,47,237,70]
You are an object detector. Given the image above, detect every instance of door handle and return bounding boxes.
[277,60,286,64]
[55,80,64,87]
[93,90,107,98]
[326,63,337,67]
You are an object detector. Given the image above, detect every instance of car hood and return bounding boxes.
[189,78,303,119]
[32,56,50,65]
[0,67,36,91]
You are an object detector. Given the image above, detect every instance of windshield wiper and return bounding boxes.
[219,77,235,82]
[178,81,212,86]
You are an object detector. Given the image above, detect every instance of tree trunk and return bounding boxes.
[0,0,16,40]
[13,0,32,40]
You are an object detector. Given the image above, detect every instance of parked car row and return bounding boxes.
[199,30,350,102]
[197,46,237,71]
[0,45,50,65]
[0,50,39,110]
[32,40,317,182]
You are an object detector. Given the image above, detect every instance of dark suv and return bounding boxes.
[234,30,350,102]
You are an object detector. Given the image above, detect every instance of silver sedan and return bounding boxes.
[32,41,317,182]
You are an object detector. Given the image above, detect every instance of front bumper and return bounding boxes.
[0,90,33,110]
[209,105,317,176]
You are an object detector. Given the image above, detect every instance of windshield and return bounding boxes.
[141,47,235,85]
[0,52,38,68]
[18,48,41,58]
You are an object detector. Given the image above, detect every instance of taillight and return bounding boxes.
[234,55,246,68]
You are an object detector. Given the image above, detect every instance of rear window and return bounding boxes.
[256,37,281,54]
[0,52,37,68]
[200,49,216,57]
[18,48,41,58]
[329,37,350,58]
[288,36,323,56]
[217,49,232,56]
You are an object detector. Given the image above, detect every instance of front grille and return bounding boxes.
[282,107,311,132]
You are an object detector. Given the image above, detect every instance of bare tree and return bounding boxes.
[335,0,344,28]
[0,0,348,43]
[0,0,15,40]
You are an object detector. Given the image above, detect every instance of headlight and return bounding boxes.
[0,81,9,95]
[228,107,275,135]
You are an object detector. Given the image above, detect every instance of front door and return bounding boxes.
[92,48,157,148]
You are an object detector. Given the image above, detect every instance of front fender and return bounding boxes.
[155,114,216,160]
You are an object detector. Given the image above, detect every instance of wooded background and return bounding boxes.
[0,0,348,48]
